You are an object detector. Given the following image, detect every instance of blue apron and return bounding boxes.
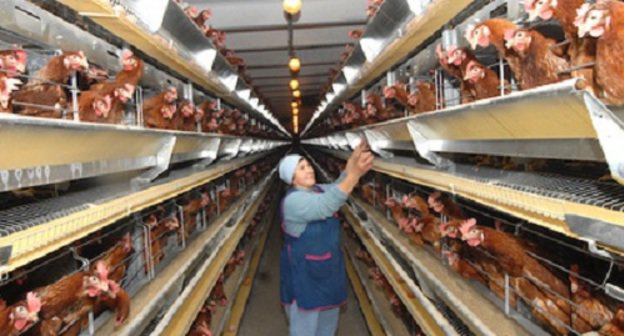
[280,186,347,310]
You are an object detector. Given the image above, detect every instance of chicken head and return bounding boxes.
[194,106,205,122]
[121,50,139,71]
[206,117,218,131]
[576,3,610,38]
[463,60,486,83]
[160,104,177,120]
[85,261,113,297]
[9,292,41,332]
[446,45,466,66]
[504,29,533,53]
[63,51,89,72]
[0,48,28,76]
[383,85,397,99]
[465,24,492,49]
[200,9,212,22]
[164,87,178,103]
[114,84,135,103]
[163,216,180,231]
[440,221,459,238]
[459,218,482,246]
[180,101,195,118]
[93,95,113,118]
[525,0,556,21]
[185,5,199,19]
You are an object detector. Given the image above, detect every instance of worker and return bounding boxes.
[278,140,374,336]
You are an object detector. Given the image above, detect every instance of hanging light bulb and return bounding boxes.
[289,57,301,73]
[293,90,301,98]
[289,79,300,90]
[293,108,299,115]
[283,0,302,15]
[291,101,298,108]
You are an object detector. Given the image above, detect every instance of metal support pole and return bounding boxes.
[136,86,144,127]
[499,58,505,97]
[70,72,79,121]
[177,206,186,249]
[504,273,510,315]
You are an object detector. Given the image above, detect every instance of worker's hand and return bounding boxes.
[346,138,370,173]
[348,148,374,178]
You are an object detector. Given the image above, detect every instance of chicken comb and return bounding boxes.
[26,292,42,313]
[121,49,133,60]
[446,44,458,55]
[2,78,22,95]
[459,218,477,237]
[96,261,110,281]
[524,0,537,10]
[575,3,592,28]
[503,29,516,41]
[439,222,450,235]
[427,191,441,208]
[464,24,476,40]
[14,48,27,62]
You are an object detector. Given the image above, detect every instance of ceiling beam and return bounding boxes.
[247,61,335,70]
[252,73,328,80]
[221,20,366,34]
[235,42,349,53]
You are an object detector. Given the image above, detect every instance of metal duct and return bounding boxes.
[123,0,169,33]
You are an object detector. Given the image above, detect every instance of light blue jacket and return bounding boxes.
[282,172,348,237]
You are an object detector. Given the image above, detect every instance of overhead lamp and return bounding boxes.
[289,57,301,73]
[293,90,301,98]
[289,79,300,90]
[293,108,299,115]
[291,101,298,108]
[283,0,302,15]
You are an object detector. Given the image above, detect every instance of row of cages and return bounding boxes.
[185,187,281,336]
[310,150,624,336]
[0,156,279,336]
[0,0,284,137]
[303,0,624,184]
[310,0,623,132]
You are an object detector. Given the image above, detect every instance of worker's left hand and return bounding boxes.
[346,137,369,173]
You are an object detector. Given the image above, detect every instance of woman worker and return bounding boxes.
[278,141,374,336]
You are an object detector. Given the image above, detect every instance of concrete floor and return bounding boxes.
[238,218,370,336]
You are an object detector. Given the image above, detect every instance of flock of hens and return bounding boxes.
[0,159,277,336]
[326,0,624,132]
[317,154,624,336]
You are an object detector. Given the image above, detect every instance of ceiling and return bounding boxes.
[187,0,369,133]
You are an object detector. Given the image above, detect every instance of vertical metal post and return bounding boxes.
[177,206,186,249]
[385,183,391,220]
[361,90,366,108]
[504,273,510,315]
[88,310,95,335]
[499,58,505,97]
[216,188,221,215]
[142,224,153,280]
[433,69,440,110]
[136,86,144,127]
[70,72,79,121]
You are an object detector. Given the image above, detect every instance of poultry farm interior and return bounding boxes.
[1,0,624,335]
